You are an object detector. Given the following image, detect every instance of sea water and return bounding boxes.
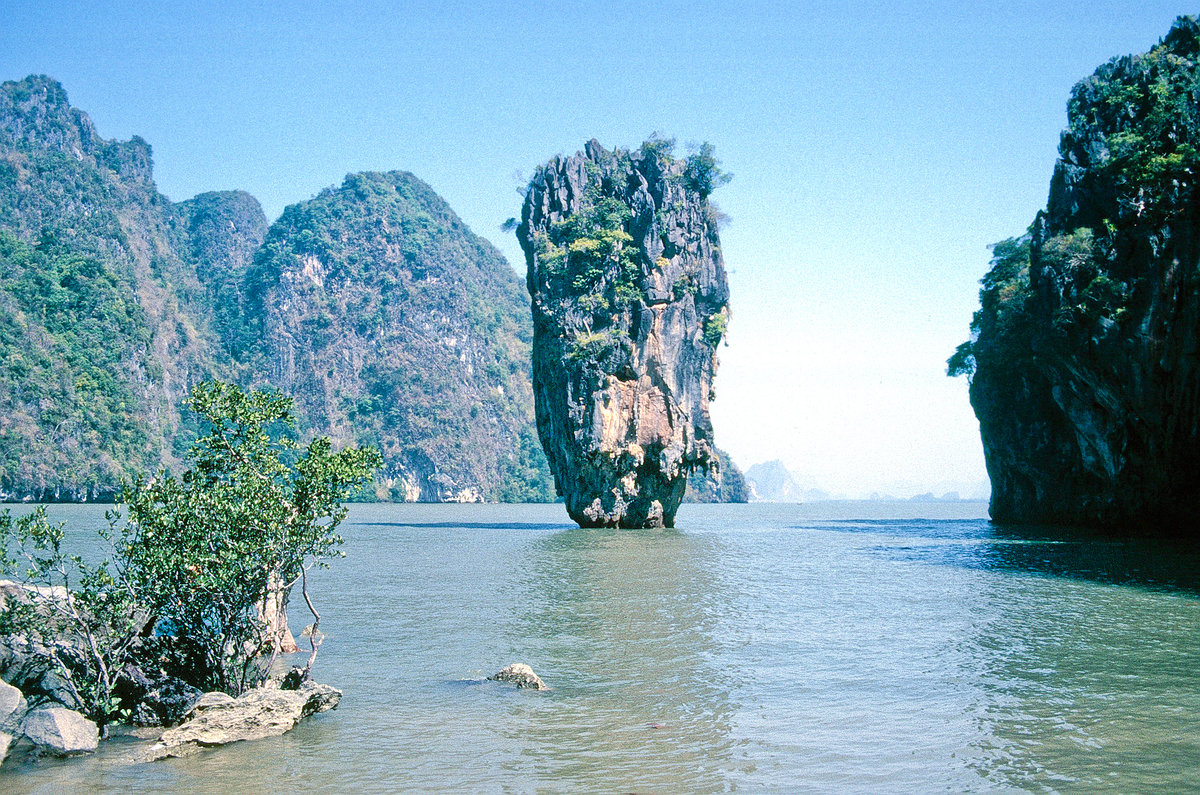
[2,501,1198,792]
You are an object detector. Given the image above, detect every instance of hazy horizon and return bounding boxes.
[3,1,1192,499]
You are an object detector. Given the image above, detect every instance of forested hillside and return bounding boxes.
[243,171,552,501]
[0,75,553,501]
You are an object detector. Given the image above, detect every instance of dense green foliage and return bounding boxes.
[0,507,140,726]
[947,236,1031,379]
[117,381,380,694]
[535,195,643,315]
[0,382,379,720]
[1071,20,1200,220]
[0,231,154,498]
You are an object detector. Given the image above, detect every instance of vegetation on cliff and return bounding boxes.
[519,138,731,526]
[244,170,552,502]
[0,75,555,503]
[684,448,749,503]
[0,76,243,499]
[952,17,1200,529]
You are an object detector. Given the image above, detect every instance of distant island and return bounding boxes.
[952,16,1200,531]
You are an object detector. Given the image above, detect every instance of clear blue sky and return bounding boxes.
[2,1,1193,497]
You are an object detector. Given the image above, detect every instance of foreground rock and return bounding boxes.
[0,679,25,765]
[141,682,341,760]
[488,664,548,690]
[517,139,730,527]
[114,662,203,727]
[21,706,98,756]
[956,17,1200,530]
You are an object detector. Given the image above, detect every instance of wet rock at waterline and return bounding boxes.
[488,663,548,690]
[517,138,730,527]
[20,707,98,756]
[141,682,341,760]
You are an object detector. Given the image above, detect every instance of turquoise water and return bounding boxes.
[2,501,1199,792]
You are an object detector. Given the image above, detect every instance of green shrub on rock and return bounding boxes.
[0,380,380,725]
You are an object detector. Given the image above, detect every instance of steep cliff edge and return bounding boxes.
[953,18,1200,530]
[245,171,553,502]
[685,448,750,503]
[0,76,249,499]
[518,139,730,527]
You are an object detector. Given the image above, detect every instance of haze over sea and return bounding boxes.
[3,502,1197,792]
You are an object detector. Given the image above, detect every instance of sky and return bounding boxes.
[1,1,1193,498]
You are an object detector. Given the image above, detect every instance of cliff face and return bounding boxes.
[684,448,749,503]
[0,75,554,503]
[518,139,730,527]
[0,76,244,499]
[956,18,1200,529]
[245,171,553,502]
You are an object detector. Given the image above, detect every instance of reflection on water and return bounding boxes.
[507,528,743,791]
[0,502,1196,792]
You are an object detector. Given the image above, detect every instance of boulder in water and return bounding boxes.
[142,681,341,760]
[488,663,548,690]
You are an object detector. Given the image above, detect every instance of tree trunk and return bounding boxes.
[259,571,299,654]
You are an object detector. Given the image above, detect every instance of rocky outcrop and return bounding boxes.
[488,663,548,690]
[113,662,202,727]
[20,706,97,756]
[141,681,341,760]
[956,17,1200,530]
[517,139,730,527]
[0,680,24,765]
[684,448,750,503]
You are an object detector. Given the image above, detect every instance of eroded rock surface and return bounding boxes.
[517,139,730,527]
[957,17,1200,529]
[142,682,341,760]
[21,706,98,756]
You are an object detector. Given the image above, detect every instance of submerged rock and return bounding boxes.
[955,16,1200,530]
[20,706,98,756]
[142,682,341,760]
[517,139,731,527]
[488,663,548,690]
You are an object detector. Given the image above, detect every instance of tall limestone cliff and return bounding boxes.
[241,171,552,502]
[953,18,1200,530]
[0,76,253,499]
[518,139,731,527]
[0,75,554,502]
[684,448,750,503]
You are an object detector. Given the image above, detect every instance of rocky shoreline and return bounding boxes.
[0,579,340,770]
[0,655,340,768]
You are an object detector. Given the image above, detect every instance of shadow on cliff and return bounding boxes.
[802,519,1200,596]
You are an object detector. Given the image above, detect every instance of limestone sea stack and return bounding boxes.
[952,17,1200,530]
[517,139,730,527]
